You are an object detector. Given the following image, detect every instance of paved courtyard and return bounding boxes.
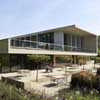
[0,62,99,96]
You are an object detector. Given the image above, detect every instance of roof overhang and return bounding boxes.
[37,25,96,36]
[0,25,97,40]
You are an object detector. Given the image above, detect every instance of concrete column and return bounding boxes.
[76,56,78,64]
[8,54,11,72]
[72,55,77,64]
[53,55,56,67]
[72,55,74,64]
[74,56,76,64]
[83,56,85,70]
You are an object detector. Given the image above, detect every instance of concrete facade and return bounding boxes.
[0,39,8,53]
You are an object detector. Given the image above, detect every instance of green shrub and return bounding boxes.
[93,75,100,92]
[71,71,95,89]
[70,70,100,93]
[94,68,100,92]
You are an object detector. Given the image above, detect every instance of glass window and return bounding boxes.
[72,35,76,47]
[38,32,54,43]
[11,39,15,46]
[77,36,81,48]
[81,37,84,49]
[64,34,72,46]
[25,35,30,41]
[15,39,20,47]
[64,34,67,45]
[31,34,37,41]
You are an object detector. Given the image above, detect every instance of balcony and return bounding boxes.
[10,39,96,53]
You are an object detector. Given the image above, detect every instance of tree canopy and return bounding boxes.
[27,55,51,64]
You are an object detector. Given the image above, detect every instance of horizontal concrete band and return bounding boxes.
[8,48,97,56]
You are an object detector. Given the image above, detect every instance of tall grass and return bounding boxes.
[0,80,100,100]
[0,81,50,100]
[0,81,27,100]
[56,89,100,100]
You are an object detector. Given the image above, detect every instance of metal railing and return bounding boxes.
[10,39,96,53]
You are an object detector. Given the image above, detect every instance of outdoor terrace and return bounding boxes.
[10,39,96,53]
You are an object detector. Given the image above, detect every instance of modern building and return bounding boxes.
[0,25,98,69]
[98,36,100,49]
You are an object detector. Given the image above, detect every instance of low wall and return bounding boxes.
[1,76,24,89]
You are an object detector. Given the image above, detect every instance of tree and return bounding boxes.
[0,54,9,73]
[56,56,73,63]
[27,55,51,81]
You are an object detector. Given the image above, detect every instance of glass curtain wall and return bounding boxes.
[38,33,54,43]
[64,34,83,51]
[64,34,72,51]
[10,32,95,53]
[10,34,37,48]
[11,33,83,52]
[38,32,54,50]
[10,32,54,50]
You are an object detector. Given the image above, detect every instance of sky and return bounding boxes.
[0,0,100,39]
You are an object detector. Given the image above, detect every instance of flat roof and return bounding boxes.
[0,24,97,40]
